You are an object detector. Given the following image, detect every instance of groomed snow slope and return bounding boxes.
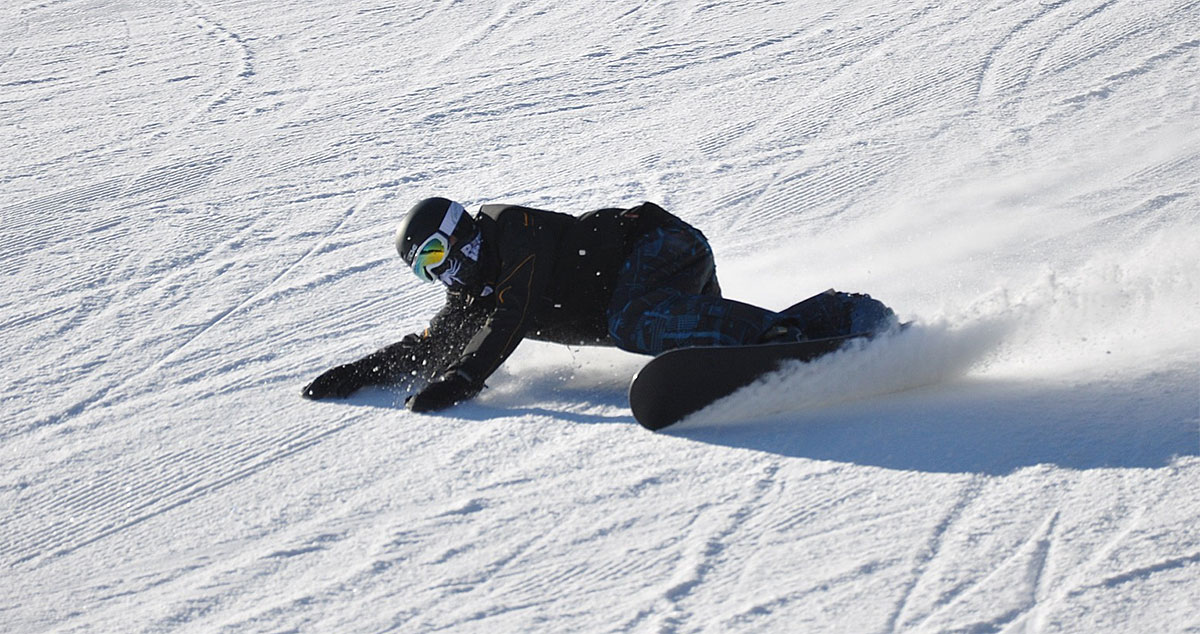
[2,0,1198,632]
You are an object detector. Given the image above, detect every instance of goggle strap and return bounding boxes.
[439,201,464,237]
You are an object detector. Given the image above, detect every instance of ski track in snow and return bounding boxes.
[2,0,1198,632]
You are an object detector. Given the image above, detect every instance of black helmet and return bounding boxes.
[395,197,481,286]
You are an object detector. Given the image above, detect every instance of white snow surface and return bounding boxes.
[2,0,1199,632]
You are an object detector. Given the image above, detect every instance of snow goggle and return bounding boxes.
[412,232,451,283]
[410,200,466,283]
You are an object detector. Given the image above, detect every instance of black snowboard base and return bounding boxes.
[628,332,876,431]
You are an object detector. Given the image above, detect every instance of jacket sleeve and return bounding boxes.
[445,212,552,384]
[426,289,483,343]
[353,287,484,383]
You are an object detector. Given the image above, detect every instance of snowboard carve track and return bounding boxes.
[912,508,1062,633]
[181,0,256,110]
[975,2,1060,107]
[0,6,28,73]
[884,476,986,632]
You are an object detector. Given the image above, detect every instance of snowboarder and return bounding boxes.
[302,198,897,412]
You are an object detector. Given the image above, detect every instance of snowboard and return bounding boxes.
[628,332,874,431]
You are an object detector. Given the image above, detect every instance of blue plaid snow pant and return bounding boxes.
[606,221,780,354]
[605,221,898,355]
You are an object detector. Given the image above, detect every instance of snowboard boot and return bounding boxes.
[848,294,899,335]
[780,289,897,338]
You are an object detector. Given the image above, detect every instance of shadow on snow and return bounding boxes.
[323,365,1197,476]
[669,370,1198,475]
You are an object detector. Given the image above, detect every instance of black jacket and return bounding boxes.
[422,201,679,384]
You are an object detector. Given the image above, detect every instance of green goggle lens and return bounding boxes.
[412,233,450,282]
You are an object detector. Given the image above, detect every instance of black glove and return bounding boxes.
[302,335,427,400]
[406,370,482,413]
[302,361,371,400]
